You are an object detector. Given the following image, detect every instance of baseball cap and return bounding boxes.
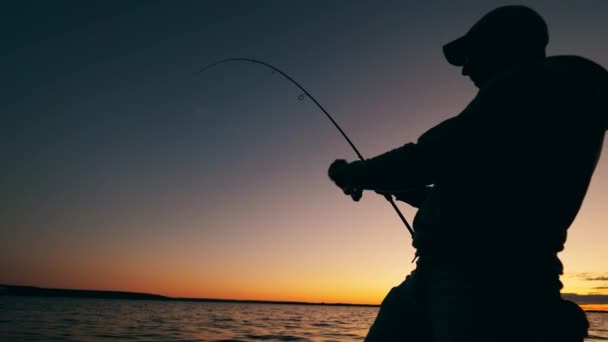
[443,6,549,66]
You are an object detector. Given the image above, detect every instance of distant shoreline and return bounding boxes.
[0,284,379,307]
[2,284,607,312]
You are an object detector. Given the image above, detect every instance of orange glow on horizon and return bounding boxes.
[579,304,608,312]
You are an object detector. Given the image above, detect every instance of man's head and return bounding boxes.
[443,6,549,87]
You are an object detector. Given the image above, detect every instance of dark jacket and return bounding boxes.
[352,56,607,273]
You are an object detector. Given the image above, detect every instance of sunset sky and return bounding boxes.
[2,1,608,305]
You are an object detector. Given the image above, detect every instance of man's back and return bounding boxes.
[412,56,607,271]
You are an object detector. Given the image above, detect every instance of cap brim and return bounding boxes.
[443,36,468,66]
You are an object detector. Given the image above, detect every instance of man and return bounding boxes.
[329,6,607,342]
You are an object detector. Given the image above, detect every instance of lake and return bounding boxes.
[1,297,606,341]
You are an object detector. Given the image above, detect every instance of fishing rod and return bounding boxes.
[199,58,414,237]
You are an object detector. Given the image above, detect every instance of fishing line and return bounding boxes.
[199,58,414,237]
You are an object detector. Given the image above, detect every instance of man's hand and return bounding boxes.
[328,159,363,201]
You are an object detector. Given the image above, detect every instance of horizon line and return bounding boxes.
[2,284,608,311]
[0,284,379,307]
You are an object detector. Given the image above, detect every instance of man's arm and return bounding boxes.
[329,115,465,192]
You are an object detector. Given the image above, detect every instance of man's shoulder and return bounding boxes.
[479,55,607,102]
[541,55,608,89]
[544,55,606,72]
[482,55,606,89]
[544,55,608,129]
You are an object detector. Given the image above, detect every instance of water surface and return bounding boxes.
[1,297,606,341]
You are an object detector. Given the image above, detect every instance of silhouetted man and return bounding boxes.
[329,6,607,342]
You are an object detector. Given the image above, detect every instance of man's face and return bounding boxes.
[460,50,501,88]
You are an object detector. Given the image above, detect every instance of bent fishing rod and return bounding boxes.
[199,58,414,237]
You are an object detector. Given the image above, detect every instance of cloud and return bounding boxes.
[585,276,608,281]
[592,286,608,290]
[565,273,608,281]
[562,293,608,304]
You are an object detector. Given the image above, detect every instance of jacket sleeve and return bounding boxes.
[346,61,534,192]
[348,114,467,191]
